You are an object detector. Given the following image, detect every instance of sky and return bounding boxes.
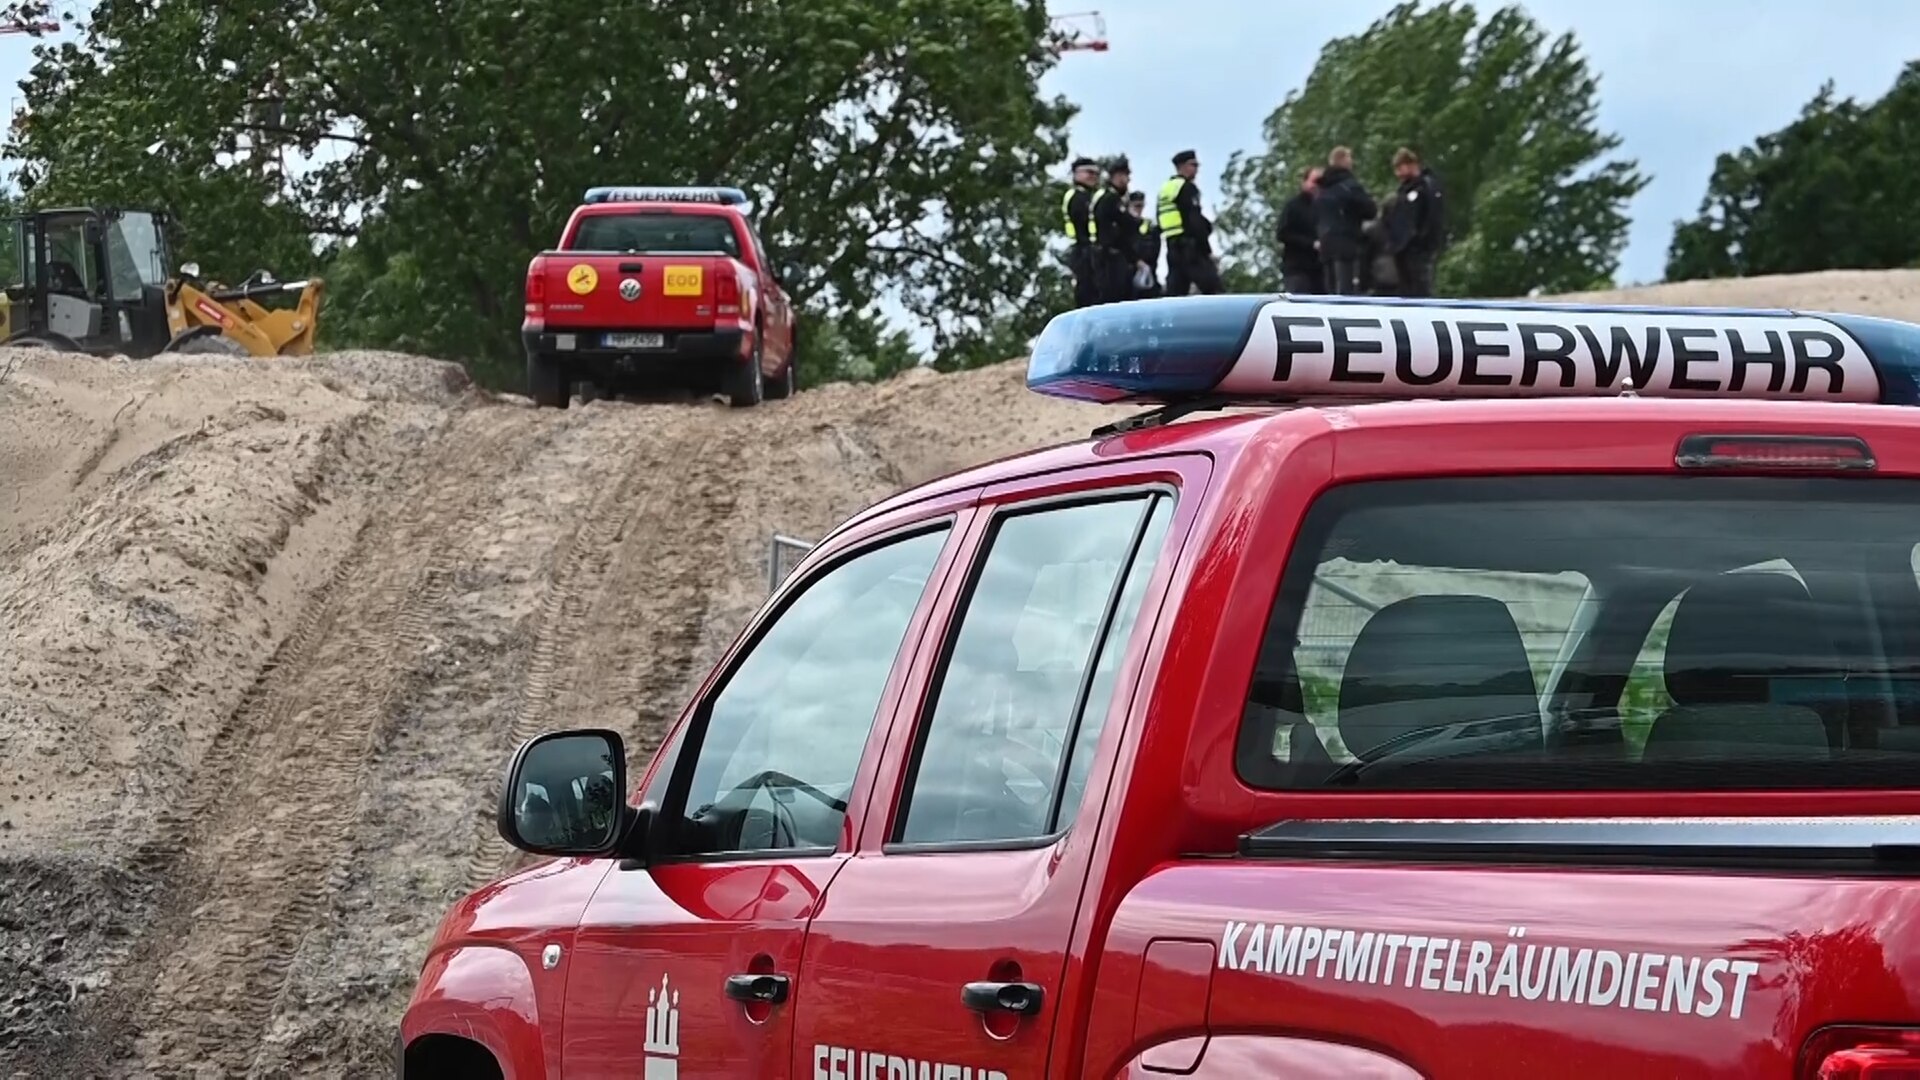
[1041,0,1920,286]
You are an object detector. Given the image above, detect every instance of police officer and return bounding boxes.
[1128,191,1163,299]
[1385,147,1445,298]
[1092,156,1141,303]
[1157,149,1224,296]
[1062,156,1101,308]
[1313,146,1377,296]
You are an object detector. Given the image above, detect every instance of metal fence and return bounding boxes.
[767,534,815,592]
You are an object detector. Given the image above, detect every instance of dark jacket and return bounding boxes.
[1135,217,1162,270]
[1313,166,1377,260]
[1386,167,1445,255]
[1093,186,1137,257]
[1066,184,1096,247]
[1277,191,1320,276]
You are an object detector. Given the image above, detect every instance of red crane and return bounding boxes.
[1049,10,1109,54]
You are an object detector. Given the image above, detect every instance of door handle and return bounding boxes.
[724,973,790,1005]
[961,980,1044,1016]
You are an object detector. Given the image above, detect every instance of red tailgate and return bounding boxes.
[536,254,726,331]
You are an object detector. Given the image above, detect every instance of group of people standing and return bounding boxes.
[1062,144,1447,307]
[1062,149,1225,308]
[1277,145,1446,298]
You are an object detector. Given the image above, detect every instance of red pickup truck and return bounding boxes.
[402,293,1920,1079]
[522,186,798,409]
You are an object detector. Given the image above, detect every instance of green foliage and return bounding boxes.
[1218,1,1647,297]
[4,0,1072,387]
[1667,64,1920,282]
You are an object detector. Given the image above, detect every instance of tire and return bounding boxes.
[724,339,765,409]
[527,351,570,409]
[4,332,83,353]
[164,330,247,356]
[764,351,796,401]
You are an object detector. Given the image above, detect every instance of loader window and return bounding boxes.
[37,217,95,296]
[1237,476,1920,793]
[105,212,165,301]
[570,212,740,257]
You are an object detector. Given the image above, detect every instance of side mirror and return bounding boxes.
[496,729,635,859]
[179,261,200,278]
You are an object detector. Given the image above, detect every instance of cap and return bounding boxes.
[1107,155,1131,173]
[1172,149,1197,167]
[1127,190,1146,204]
[1071,156,1097,171]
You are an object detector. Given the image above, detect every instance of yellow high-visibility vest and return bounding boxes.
[1157,177,1187,238]
[1062,185,1099,242]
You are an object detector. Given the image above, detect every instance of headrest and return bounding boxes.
[1663,573,1833,707]
[1337,595,1539,760]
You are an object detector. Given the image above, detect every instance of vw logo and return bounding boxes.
[619,278,642,301]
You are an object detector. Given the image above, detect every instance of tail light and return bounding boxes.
[524,260,547,328]
[1676,433,1875,471]
[716,269,741,317]
[1803,1026,1920,1079]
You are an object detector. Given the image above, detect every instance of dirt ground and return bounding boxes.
[3,269,1918,1077]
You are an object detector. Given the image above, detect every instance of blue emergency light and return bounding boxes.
[1027,294,1920,410]
[582,185,751,206]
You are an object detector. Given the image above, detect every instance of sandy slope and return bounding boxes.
[2,269,1917,1076]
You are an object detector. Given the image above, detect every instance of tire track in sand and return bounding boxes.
[471,407,739,882]
[88,407,557,1078]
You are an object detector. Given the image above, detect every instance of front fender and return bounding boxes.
[401,944,548,1080]
[1113,1035,1422,1079]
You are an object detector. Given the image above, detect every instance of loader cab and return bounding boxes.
[1,206,175,355]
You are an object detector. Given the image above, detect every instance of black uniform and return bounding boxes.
[1313,165,1377,295]
[1160,151,1224,296]
[1132,205,1163,299]
[1277,190,1320,295]
[1385,166,1445,297]
[1064,178,1099,308]
[1092,183,1138,303]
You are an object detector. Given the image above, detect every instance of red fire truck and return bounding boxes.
[405,293,1920,1079]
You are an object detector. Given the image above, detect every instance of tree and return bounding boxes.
[1667,65,1920,282]
[5,0,1073,388]
[1217,2,1647,297]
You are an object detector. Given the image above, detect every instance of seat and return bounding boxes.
[1336,595,1543,764]
[1642,573,1833,761]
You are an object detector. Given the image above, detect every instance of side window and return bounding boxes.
[896,493,1173,847]
[668,525,948,858]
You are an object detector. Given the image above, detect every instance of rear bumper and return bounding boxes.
[524,326,747,361]
[525,326,749,391]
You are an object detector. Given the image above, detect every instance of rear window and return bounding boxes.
[1238,476,1920,791]
[570,212,740,256]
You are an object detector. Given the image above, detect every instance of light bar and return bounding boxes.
[582,185,750,206]
[1027,295,1920,408]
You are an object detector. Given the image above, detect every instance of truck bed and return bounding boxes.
[1098,816,1920,1078]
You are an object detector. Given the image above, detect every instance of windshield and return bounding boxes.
[569,212,740,256]
[1239,476,1920,792]
[104,211,166,301]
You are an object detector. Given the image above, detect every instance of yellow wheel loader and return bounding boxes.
[0,205,323,358]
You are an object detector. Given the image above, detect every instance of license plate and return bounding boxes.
[603,332,665,349]
[663,265,703,296]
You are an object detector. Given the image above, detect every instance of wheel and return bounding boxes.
[4,332,83,352]
[164,330,247,356]
[724,340,764,409]
[527,351,570,409]
[764,352,796,400]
